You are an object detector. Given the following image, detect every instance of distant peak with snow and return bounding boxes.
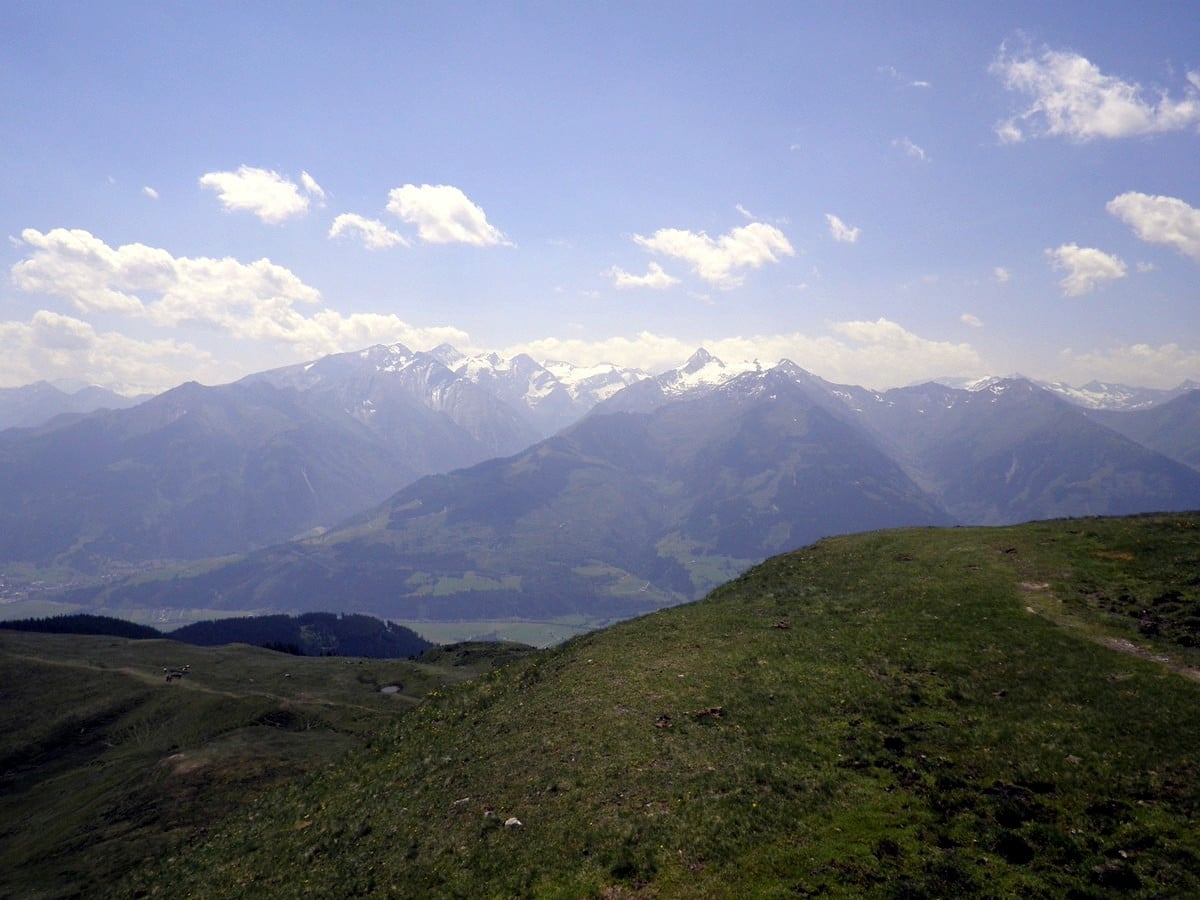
[657,349,762,396]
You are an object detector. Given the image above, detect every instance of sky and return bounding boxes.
[2,1,1199,394]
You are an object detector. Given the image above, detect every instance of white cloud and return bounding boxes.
[892,137,929,161]
[299,171,325,200]
[826,319,979,378]
[11,228,320,327]
[993,266,1011,283]
[961,313,983,328]
[825,213,860,243]
[12,228,162,315]
[609,262,680,290]
[1107,192,1200,261]
[386,184,509,246]
[5,228,473,391]
[142,186,159,200]
[0,310,217,395]
[1056,342,1200,390]
[1045,243,1126,296]
[992,46,1200,142]
[880,65,931,89]
[994,119,1024,144]
[198,166,310,223]
[506,318,981,390]
[300,310,470,362]
[328,213,409,250]
[11,228,472,348]
[633,221,794,289]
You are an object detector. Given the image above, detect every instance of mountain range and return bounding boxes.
[0,381,143,430]
[0,344,647,573]
[39,349,1200,629]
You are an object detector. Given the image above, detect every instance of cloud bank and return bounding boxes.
[507,318,981,390]
[1057,342,1200,390]
[7,228,469,389]
[0,310,217,395]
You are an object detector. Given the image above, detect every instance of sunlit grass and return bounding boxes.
[115,513,1200,898]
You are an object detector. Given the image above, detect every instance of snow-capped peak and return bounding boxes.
[429,343,467,369]
[1036,379,1185,411]
[933,373,1192,410]
[658,350,766,396]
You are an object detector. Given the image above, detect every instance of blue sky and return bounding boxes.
[2,1,1198,393]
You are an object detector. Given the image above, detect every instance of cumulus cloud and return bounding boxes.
[633,222,794,289]
[328,213,409,250]
[1056,342,1200,390]
[506,318,981,389]
[11,228,320,326]
[0,310,217,395]
[142,186,159,200]
[825,213,860,244]
[1045,243,1127,296]
[199,166,310,223]
[1107,192,1200,261]
[386,184,509,246]
[609,262,680,290]
[892,137,929,161]
[9,226,463,350]
[991,46,1200,142]
[994,266,1011,283]
[5,228,474,391]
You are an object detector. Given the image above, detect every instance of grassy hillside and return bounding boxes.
[0,634,533,899]
[113,513,1200,897]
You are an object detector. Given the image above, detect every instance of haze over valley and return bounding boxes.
[3,343,1200,642]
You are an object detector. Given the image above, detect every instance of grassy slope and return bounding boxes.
[0,635,532,899]
[117,513,1200,898]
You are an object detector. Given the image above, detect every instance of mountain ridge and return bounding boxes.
[7,347,1200,630]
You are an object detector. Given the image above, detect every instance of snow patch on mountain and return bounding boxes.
[933,373,1197,411]
[653,349,763,397]
[1037,379,1198,411]
[424,346,648,435]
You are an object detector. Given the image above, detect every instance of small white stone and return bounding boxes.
[504,817,523,828]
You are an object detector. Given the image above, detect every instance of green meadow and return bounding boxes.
[5,513,1200,897]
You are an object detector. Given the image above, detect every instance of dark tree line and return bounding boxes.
[0,613,161,640]
[0,611,433,659]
